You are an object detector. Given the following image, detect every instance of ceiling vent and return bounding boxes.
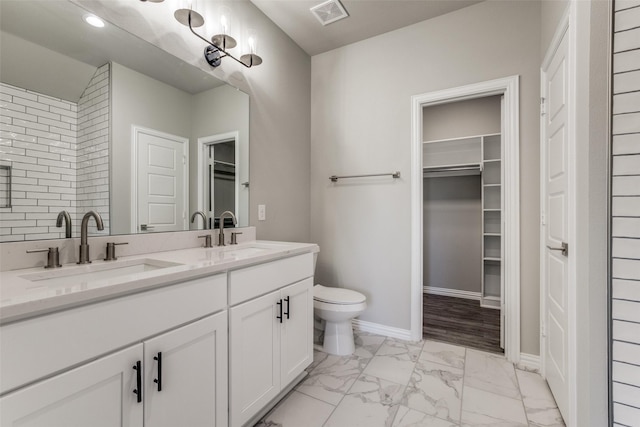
[310,0,349,26]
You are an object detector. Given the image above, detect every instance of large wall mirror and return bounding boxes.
[0,0,249,242]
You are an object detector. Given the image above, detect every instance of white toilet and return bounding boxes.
[314,284,367,356]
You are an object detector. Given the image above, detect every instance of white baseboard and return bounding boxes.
[517,353,541,372]
[351,319,413,341]
[423,286,481,301]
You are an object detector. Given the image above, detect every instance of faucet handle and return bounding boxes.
[230,232,243,245]
[198,234,213,248]
[27,247,62,269]
[104,242,128,261]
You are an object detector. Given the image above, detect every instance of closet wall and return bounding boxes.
[422,96,501,296]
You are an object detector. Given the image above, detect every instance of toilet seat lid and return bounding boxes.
[314,284,366,304]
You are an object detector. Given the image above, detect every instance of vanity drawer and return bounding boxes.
[0,273,226,395]
[228,253,314,306]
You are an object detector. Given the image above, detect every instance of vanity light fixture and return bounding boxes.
[142,0,262,68]
[83,14,105,28]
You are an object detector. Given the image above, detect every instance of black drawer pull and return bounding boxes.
[153,352,162,392]
[133,361,142,403]
[284,296,290,319]
[276,299,283,323]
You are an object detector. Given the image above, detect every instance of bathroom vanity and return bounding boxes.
[0,240,318,427]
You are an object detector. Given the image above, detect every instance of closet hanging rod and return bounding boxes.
[422,164,482,174]
[329,171,401,182]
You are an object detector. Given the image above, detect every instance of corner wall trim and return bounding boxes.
[423,286,481,301]
[518,353,541,372]
[351,319,413,341]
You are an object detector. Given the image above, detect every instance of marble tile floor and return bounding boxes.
[255,331,565,427]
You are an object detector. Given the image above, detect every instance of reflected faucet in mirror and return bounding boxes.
[218,211,237,246]
[56,211,72,239]
[78,211,104,265]
[191,211,208,230]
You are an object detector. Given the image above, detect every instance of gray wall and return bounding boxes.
[423,176,482,293]
[110,62,192,235]
[422,96,502,142]
[311,0,542,353]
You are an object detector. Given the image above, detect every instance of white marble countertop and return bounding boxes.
[0,240,319,324]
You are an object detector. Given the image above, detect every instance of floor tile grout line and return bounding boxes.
[321,335,389,427]
[513,366,533,427]
[459,347,468,426]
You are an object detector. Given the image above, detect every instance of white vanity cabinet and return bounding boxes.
[228,253,314,427]
[0,274,228,427]
[143,312,228,427]
[0,344,144,427]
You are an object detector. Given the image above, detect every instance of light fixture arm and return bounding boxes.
[184,11,258,69]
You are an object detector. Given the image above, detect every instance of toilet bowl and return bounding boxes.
[314,284,367,356]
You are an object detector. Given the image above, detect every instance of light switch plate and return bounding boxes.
[258,204,266,221]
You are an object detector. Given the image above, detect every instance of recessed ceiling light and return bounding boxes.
[310,0,349,26]
[83,14,105,28]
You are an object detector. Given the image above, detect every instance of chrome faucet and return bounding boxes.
[190,211,208,230]
[218,211,237,246]
[56,210,72,238]
[78,211,104,264]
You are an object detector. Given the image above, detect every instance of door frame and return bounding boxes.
[540,6,577,424]
[410,76,521,362]
[197,131,240,223]
[130,125,189,234]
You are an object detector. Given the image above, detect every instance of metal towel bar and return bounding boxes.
[329,171,400,182]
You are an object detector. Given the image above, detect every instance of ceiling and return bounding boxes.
[250,0,483,56]
[0,0,225,102]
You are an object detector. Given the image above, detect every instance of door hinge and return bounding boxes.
[541,212,546,226]
[541,321,547,338]
[540,97,546,116]
[183,156,186,165]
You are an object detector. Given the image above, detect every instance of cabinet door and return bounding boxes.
[144,312,228,427]
[0,344,143,427]
[280,278,313,386]
[230,290,281,427]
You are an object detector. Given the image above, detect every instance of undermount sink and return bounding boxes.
[20,258,182,286]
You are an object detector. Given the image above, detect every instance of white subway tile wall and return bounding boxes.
[0,64,110,241]
[612,1,640,424]
[77,63,110,236]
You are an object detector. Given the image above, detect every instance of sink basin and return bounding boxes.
[20,258,182,287]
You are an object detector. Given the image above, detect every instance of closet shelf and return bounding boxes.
[423,132,500,145]
[484,184,501,187]
[483,159,501,163]
[484,233,501,237]
[483,209,501,212]
[484,257,501,262]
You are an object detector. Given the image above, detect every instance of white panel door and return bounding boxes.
[144,313,228,427]
[542,29,570,420]
[229,290,281,427]
[0,344,143,427]
[280,278,313,386]
[135,128,188,233]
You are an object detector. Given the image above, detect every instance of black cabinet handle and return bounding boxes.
[153,352,162,392]
[276,299,283,323]
[133,361,142,403]
[284,296,290,320]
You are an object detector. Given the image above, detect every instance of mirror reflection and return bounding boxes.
[0,0,249,242]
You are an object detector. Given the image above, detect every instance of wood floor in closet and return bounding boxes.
[423,293,502,354]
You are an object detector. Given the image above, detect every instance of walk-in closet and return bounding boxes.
[422,96,504,354]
